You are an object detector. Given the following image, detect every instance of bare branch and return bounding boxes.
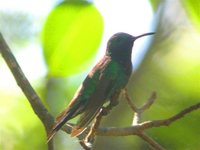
[90,101,200,136]
[0,33,55,149]
[123,89,138,112]
[138,132,166,150]
[132,92,156,125]
[139,101,200,130]
[0,33,54,130]
[124,90,156,125]
[139,91,157,112]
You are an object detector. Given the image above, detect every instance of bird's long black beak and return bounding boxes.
[134,32,155,40]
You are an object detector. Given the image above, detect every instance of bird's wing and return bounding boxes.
[71,73,115,136]
[71,58,129,136]
[47,57,111,141]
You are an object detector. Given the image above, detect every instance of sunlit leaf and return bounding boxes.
[42,1,104,76]
[182,0,200,31]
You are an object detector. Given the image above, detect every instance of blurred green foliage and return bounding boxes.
[0,93,46,150]
[1,0,200,150]
[182,0,200,32]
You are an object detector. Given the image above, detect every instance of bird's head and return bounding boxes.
[106,32,155,60]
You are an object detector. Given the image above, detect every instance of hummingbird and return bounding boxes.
[47,32,155,142]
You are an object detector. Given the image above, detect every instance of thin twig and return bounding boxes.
[124,91,157,125]
[133,92,156,125]
[123,89,138,112]
[139,101,200,130]
[90,101,200,136]
[138,132,165,150]
[124,90,164,149]
[139,91,157,112]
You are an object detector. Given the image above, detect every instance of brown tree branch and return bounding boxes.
[92,102,200,137]
[138,132,165,150]
[0,33,54,129]
[139,91,156,112]
[123,90,164,150]
[123,89,138,112]
[0,33,55,150]
[138,101,200,130]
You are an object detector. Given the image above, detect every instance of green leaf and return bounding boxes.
[182,0,200,31]
[41,1,104,76]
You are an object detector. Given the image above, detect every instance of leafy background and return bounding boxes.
[0,0,200,149]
